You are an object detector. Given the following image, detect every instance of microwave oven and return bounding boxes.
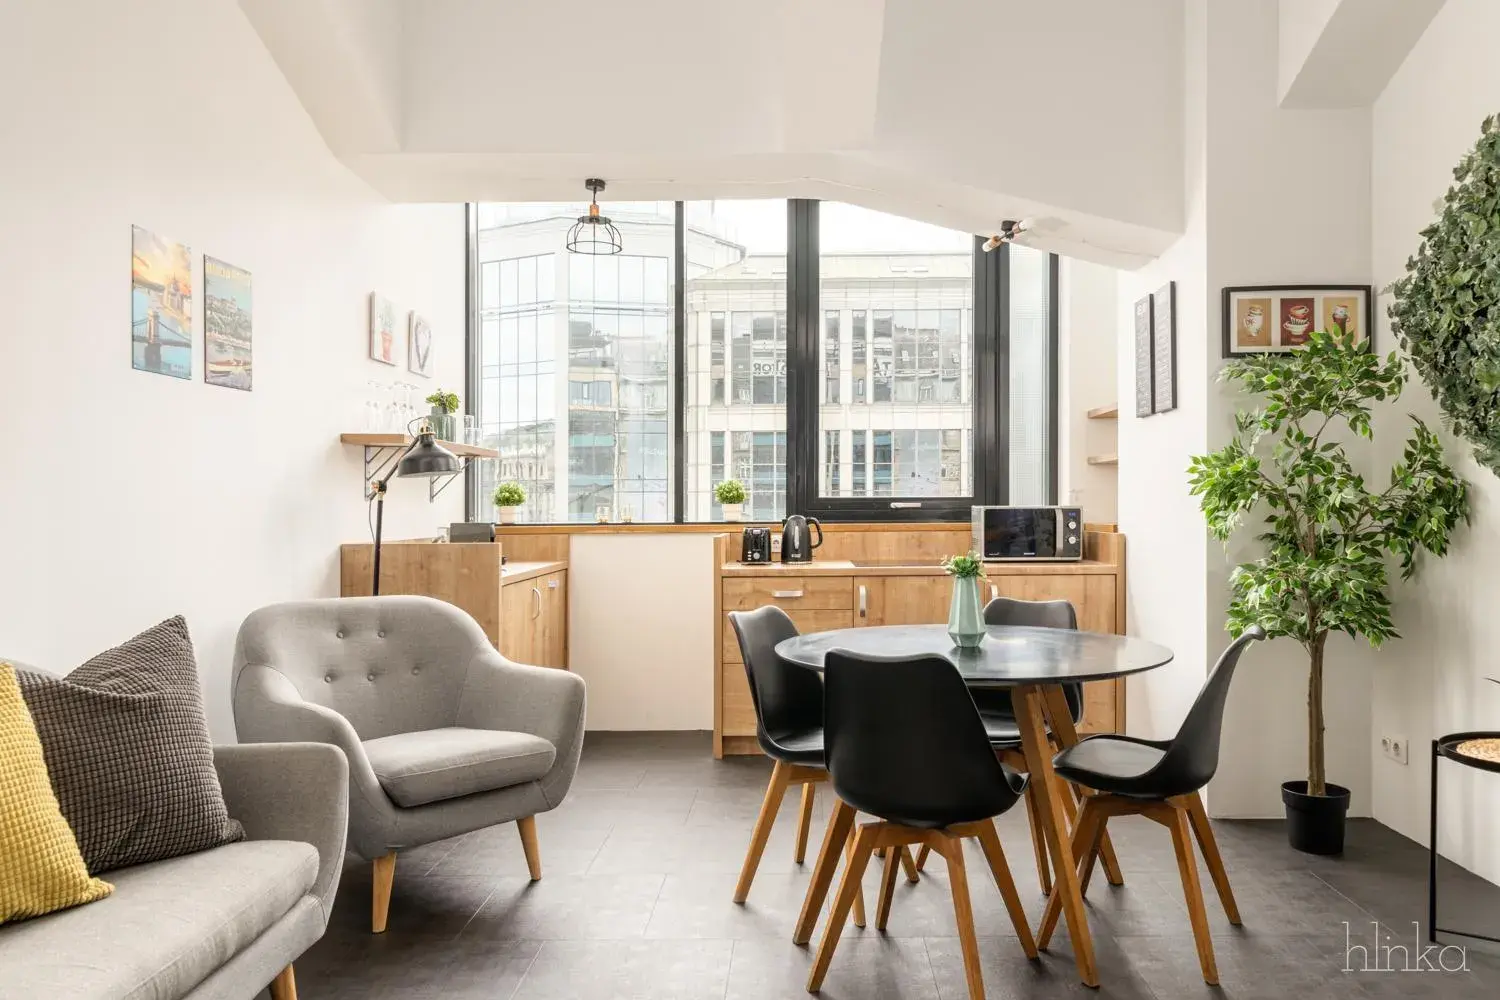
[971,505,1084,561]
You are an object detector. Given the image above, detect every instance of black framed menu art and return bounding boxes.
[1222,284,1372,357]
[1134,293,1154,417]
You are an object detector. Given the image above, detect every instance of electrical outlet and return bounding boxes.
[1381,734,1409,765]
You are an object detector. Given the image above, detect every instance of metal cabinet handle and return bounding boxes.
[858,584,867,619]
[990,584,998,601]
[889,501,923,509]
[770,589,804,599]
[532,586,542,619]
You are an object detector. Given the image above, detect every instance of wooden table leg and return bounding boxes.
[1040,683,1125,887]
[1013,684,1098,987]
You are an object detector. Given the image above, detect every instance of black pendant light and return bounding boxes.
[566,178,623,255]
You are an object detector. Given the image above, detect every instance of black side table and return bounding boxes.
[1428,731,1500,944]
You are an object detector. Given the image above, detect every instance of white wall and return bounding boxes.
[1368,0,1500,886]
[1059,258,1120,524]
[1201,0,1374,819]
[0,0,465,739]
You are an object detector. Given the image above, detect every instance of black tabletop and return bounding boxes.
[775,624,1174,686]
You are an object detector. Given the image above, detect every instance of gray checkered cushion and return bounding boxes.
[16,617,244,874]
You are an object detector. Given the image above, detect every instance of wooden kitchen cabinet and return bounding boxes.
[853,576,952,626]
[501,570,568,669]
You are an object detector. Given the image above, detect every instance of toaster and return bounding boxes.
[740,526,772,563]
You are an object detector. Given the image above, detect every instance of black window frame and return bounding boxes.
[464,200,1059,523]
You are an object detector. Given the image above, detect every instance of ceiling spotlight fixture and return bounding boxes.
[981,219,1029,253]
[566,178,623,255]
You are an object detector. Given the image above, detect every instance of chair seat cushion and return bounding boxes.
[0,839,316,1000]
[1053,735,1168,795]
[365,727,557,807]
[762,726,824,766]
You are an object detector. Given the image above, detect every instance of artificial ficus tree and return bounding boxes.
[1188,333,1468,796]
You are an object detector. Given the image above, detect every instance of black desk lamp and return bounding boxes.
[371,421,462,595]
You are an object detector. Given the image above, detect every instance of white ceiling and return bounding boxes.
[241,0,1189,267]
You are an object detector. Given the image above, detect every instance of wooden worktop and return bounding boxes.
[720,559,1117,577]
[500,560,567,585]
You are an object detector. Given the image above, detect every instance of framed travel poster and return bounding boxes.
[204,256,252,390]
[131,225,193,379]
[1152,281,1176,413]
[1222,285,1372,357]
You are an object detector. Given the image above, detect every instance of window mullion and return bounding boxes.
[785,199,819,518]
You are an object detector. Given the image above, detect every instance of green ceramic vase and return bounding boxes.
[948,575,985,648]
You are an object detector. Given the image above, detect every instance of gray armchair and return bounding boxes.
[231,595,586,933]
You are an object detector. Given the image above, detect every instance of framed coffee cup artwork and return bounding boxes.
[1222,285,1371,357]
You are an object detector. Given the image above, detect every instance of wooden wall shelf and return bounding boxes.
[1087,404,1119,419]
[340,433,497,500]
[1087,454,1119,466]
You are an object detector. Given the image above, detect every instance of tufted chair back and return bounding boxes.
[233,596,489,740]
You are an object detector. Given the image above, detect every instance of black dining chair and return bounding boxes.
[728,607,909,916]
[913,596,1120,895]
[805,649,1038,1000]
[1035,625,1267,986]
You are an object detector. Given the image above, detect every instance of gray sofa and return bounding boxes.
[0,741,348,1000]
[231,595,586,933]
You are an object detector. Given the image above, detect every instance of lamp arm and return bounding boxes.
[370,418,432,596]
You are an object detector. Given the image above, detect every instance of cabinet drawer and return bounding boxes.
[722,610,854,663]
[721,661,758,737]
[722,577,853,612]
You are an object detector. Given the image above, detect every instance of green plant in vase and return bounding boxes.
[715,479,748,522]
[941,551,987,649]
[425,388,460,441]
[1188,331,1467,854]
[492,481,526,525]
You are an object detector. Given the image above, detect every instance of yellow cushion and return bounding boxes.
[0,663,112,924]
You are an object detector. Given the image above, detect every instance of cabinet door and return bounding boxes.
[540,571,568,668]
[500,580,540,665]
[853,576,953,627]
[985,575,1116,633]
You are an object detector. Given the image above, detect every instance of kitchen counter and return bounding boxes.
[720,559,1117,577]
[500,560,567,585]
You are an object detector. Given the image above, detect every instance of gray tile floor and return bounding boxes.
[289,732,1500,999]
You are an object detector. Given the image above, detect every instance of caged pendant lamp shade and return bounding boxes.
[566,178,624,255]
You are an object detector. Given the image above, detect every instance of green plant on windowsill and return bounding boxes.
[425,389,460,414]
[1188,331,1468,853]
[714,480,747,505]
[492,482,526,507]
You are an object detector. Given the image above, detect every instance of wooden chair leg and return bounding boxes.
[1022,780,1053,895]
[973,819,1038,958]
[1169,805,1220,985]
[516,815,542,881]
[937,835,987,1000]
[900,845,920,883]
[845,824,866,928]
[794,781,817,865]
[269,965,297,1000]
[808,824,879,992]
[914,843,931,872]
[794,798,857,945]
[1185,792,1241,925]
[734,760,792,903]
[1036,797,1101,949]
[875,837,901,930]
[371,853,396,934]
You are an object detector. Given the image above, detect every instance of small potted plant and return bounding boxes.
[715,479,747,521]
[941,551,987,649]
[492,482,526,524]
[425,388,460,441]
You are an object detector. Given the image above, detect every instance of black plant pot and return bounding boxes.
[1281,780,1351,855]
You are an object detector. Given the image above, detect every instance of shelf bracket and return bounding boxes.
[360,445,405,500]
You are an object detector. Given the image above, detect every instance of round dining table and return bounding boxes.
[776,623,1174,989]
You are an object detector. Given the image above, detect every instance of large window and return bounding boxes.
[467,200,1055,523]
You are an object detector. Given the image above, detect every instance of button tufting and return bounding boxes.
[323,673,334,683]
[335,630,345,639]
[411,667,420,675]
[378,630,386,638]
[366,673,376,682]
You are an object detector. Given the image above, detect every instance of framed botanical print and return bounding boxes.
[1222,285,1372,357]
